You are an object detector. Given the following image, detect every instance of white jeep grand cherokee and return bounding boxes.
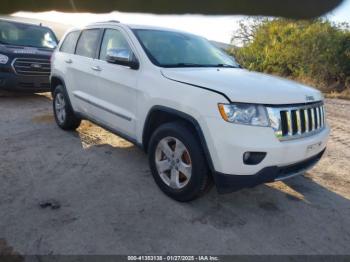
[51,21,330,201]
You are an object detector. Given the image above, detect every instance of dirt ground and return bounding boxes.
[0,91,349,255]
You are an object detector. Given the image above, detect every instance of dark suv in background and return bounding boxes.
[0,19,58,92]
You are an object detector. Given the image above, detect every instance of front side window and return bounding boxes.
[99,29,132,61]
[75,29,101,58]
[0,20,58,49]
[60,31,80,54]
[133,29,239,68]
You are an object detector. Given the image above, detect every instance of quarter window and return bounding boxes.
[75,29,101,58]
[60,31,80,54]
[99,29,132,61]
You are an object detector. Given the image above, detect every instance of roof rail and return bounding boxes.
[95,20,120,24]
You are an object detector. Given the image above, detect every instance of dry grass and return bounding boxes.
[289,76,350,101]
[324,88,350,100]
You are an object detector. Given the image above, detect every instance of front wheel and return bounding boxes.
[53,85,81,130]
[148,122,212,202]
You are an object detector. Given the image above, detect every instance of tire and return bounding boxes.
[53,85,81,130]
[148,122,213,202]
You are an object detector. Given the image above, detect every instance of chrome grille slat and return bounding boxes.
[311,108,316,131]
[317,107,322,128]
[319,108,322,127]
[16,70,50,74]
[268,102,326,141]
[286,110,293,136]
[321,106,325,127]
[296,110,302,135]
[304,109,309,133]
[15,64,50,68]
[12,58,51,76]
[15,61,50,65]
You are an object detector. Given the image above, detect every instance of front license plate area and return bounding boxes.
[306,141,322,156]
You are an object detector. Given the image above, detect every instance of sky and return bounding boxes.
[12,0,350,44]
[326,0,350,23]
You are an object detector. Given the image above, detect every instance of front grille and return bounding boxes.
[12,58,51,76]
[267,102,326,141]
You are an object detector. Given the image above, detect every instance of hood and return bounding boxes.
[0,44,53,58]
[161,68,323,104]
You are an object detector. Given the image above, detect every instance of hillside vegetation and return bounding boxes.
[230,18,350,97]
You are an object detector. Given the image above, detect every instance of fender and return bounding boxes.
[50,75,76,113]
[143,105,216,173]
[50,75,65,93]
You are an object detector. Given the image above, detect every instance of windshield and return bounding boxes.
[133,29,240,68]
[0,21,58,49]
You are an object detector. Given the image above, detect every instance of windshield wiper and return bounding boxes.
[215,64,239,68]
[18,44,51,49]
[164,63,240,68]
[167,63,209,68]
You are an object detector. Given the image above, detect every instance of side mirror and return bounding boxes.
[106,48,139,70]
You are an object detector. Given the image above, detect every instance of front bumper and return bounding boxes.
[200,116,330,193]
[0,69,50,92]
[214,148,326,194]
[202,117,330,175]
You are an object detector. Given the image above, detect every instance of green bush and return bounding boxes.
[230,18,350,91]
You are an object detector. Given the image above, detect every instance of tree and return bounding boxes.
[231,18,350,91]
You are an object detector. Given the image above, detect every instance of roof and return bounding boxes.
[0,17,50,30]
[86,21,196,35]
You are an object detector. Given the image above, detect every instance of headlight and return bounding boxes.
[218,103,269,127]
[0,54,9,64]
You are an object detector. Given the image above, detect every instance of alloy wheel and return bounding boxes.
[55,93,66,124]
[155,136,192,189]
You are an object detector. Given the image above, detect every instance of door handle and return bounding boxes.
[91,66,102,72]
[65,59,73,64]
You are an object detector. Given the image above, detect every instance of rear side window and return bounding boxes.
[75,29,101,58]
[60,31,80,54]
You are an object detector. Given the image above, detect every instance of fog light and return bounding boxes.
[243,152,251,162]
[243,152,267,165]
[0,54,9,64]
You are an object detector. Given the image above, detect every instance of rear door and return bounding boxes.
[54,30,80,108]
[69,28,103,115]
[87,27,140,138]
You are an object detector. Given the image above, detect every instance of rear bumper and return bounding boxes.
[0,70,50,92]
[214,148,326,194]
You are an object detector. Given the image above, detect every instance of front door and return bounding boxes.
[88,28,140,139]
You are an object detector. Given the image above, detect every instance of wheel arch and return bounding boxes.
[142,105,215,172]
[50,75,66,95]
[50,75,75,111]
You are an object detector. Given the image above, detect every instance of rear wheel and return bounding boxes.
[53,85,81,130]
[148,122,212,202]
